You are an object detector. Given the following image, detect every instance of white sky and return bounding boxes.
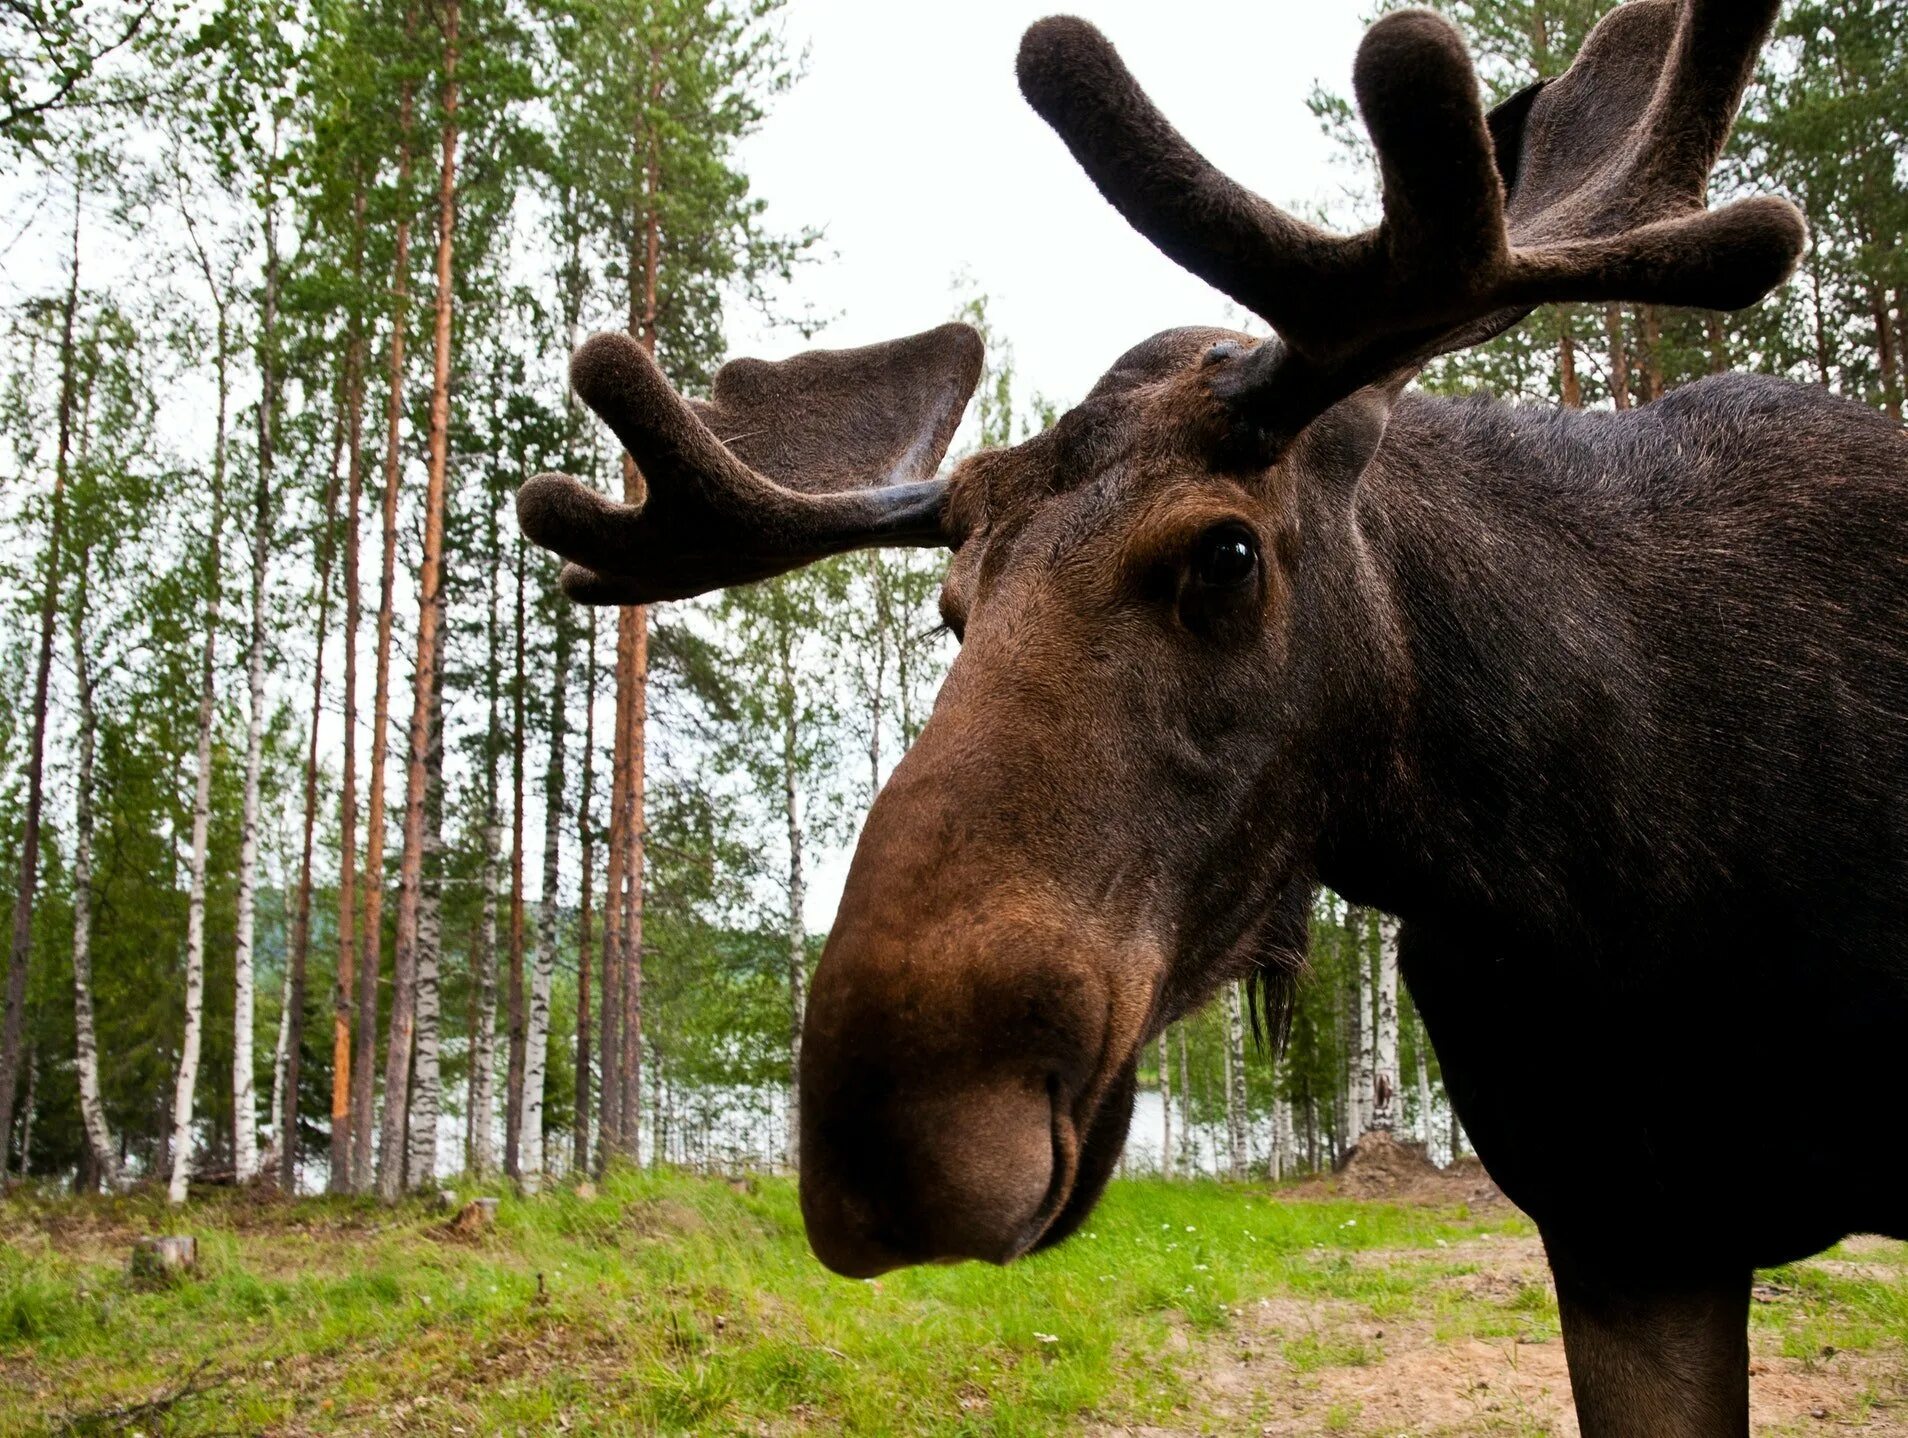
[727,0,1366,384]
[745,0,1367,927]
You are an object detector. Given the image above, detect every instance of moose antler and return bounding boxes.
[517,323,984,605]
[1017,0,1806,453]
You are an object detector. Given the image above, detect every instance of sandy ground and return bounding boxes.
[1105,1230,1908,1438]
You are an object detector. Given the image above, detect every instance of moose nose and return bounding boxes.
[795,883,1114,1277]
[799,1064,1060,1277]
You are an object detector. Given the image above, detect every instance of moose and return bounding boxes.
[518,1,1908,1433]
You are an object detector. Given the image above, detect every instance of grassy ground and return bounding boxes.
[2,1172,1903,1435]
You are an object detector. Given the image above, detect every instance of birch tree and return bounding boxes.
[1222,981,1248,1180]
[1371,915,1401,1131]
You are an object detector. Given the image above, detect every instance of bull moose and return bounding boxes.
[517,1,1908,1433]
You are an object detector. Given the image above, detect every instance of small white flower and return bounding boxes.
[1185,1225,1196,1232]
[1034,1332,1059,1344]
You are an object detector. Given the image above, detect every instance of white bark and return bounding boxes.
[69,606,117,1189]
[1222,982,1248,1181]
[407,622,447,1190]
[779,627,806,1171]
[232,187,281,1188]
[1346,903,1371,1139]
[1415,1018,1434,1148]
[520,923,552,1192]
[1157,1031,1172,1179]
[1372,916,1400,1130]
[170,198,229,1206]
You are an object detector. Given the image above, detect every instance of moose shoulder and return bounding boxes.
[519,2,1907,1433]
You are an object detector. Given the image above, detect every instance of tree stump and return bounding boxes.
[130,1236,197,1283]
[447,1198,498,1235]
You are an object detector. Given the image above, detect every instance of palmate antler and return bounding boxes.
[517,324,983,605]
[1016,0,1806,454]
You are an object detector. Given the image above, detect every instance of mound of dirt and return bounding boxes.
[1289,1130,1510,1208]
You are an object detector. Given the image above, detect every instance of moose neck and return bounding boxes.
[1308,393,1663,952]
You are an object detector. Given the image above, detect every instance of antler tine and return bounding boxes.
[517,327,980,606]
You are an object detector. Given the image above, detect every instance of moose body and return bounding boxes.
[520,2,1908,1430]
[1319,373,1908,1266]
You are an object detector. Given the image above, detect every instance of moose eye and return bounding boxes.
[1191,524,1258,590]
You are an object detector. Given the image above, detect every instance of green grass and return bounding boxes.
[0,1175,1899,1435]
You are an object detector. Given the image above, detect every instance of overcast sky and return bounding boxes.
[727,0,1368,394]
[746,0,1371,927]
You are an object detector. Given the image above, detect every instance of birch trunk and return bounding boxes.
[598,597,628,1161]
[1222,981,1248,1180]
[468,501,503,1179]
[621,608,647,1164]
[1372,916,1400,1131]
[330,183,368,1194]
[355,14,422,1191]
[376,0,458,1202]
[406,593,446,1189]
[779,623,806,1170]
[1344,903,1368,1138]
[168,190,230,1205]
[505,533,528,1179]
[1415,1017,1434,1149]
[233,168,283,1188]
[69,551,117,1189]
[523,605,569,1193]
[573,610,597,1175]
[1157,1030,1172,1179]
[1177,1027,1191,1174]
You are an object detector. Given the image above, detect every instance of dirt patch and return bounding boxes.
[1283,1131,1510,1209]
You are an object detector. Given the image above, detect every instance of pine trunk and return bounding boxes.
[1705,311,1728,377]
[1638,303,1664,403]
[1372,916,1400,1131]
[1604,303,1632,411]
[621,608,647,1163]
[376,0,459,1202]
[331,181,368,1194]
[281,412,344,1190]
[1558,311,1581,409]
[355,28,421,1193]
[169,194,230,1205]
[1222,981,1248,1181]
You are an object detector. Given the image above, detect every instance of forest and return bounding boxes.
[0,0,1903,1208]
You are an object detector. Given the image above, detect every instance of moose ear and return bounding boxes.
[520,323,985,606]
[688,323,986,496]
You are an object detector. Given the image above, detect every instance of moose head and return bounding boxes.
[519,0,1803,1278]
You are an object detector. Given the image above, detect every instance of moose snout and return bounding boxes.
[797,871,1160,1278]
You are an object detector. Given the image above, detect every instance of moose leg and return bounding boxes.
[1545,1236,1751,1438]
